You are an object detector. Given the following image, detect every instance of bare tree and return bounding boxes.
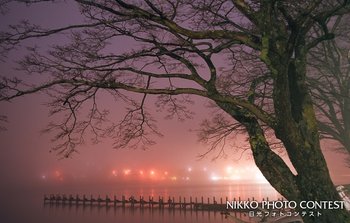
[308,15,350,163]
[0,1,350,222]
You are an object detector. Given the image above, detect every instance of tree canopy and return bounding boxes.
[0,1,350,222]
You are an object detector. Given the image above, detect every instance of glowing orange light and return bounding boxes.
[226,166,233,174]
[139,170,144,175]
[55,171,61,177]
[150,170,155,176]
[123,169,131,175]
[210,175,220,181]
[164,171,168,175]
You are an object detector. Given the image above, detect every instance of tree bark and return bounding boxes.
[217,16,350,221]
[269,42,350,222]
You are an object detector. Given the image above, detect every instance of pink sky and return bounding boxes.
[0,1,349,190]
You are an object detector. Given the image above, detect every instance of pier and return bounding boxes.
[43,194,282,212]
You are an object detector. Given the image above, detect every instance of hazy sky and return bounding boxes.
[0,1,349,191]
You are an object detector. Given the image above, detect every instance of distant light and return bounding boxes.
[186,176,190,181]
[210,175,220,181]
[171,176,177,181]
[55,171,61,177]
[164,171,168,175]
[203,167,207,172]
[226,166,233,174]
[255,172,267,183]
[150,170,155,176]
[123,169,131,175]
[112,170,117,176]
[41,175,46,180]
[139,170,144,175]
[229,175,241,180]
[187,167,192,172]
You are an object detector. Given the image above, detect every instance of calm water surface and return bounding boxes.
[0,183,279,223]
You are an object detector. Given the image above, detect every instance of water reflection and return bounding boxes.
[42,202,237,223]
[1,183,278,223]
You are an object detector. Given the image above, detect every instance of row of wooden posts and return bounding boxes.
[44,194,282,211]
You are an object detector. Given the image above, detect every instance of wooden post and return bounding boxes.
[69,194,73,205]
[190,197,193,210]
[98,195,101,206]
[114,195,117,207]
[64,195,70,204]
[122,195,125,207]
[131,196,135,208]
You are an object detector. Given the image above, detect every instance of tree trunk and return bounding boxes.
[216,88,350,222]
[270,48,350,222]
[215,28,350,221]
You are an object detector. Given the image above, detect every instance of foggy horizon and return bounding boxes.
[0,1,349,223]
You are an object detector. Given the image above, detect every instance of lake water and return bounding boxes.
[0,183,280,223]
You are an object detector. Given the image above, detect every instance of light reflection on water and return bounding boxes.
[1,183,279,223]
[42,203,232,223]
